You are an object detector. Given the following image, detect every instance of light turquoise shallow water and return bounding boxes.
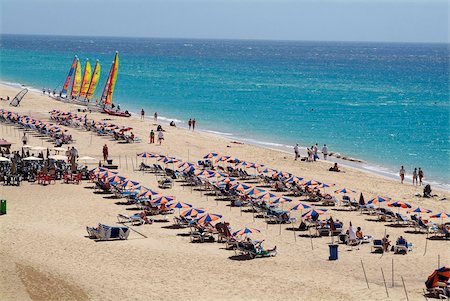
[0,34,449,185]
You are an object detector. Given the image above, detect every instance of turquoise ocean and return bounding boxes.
[0,34,449,186]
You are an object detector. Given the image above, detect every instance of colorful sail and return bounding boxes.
[79,59,92,98]
[86,59,101,100]
[62,56,77,95]
[70,59,82,98]
[101,51,119,105]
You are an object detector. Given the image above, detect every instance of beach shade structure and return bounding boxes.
[215,155,230,163]
[220,177,237,183]
[233,227,261,236]
[274,171,291,179]
[197,213,223,224]
[430,212,450,219]
[231,183,252,191]
[48,155,68,161]
[108,175,127,184]
[0,157,11,162]
[387,201,412,209]
[317,183,334,188]
[98,170,118,178]
[270,196,293,204]
[334,188,356,194]
[227,157,241,164]
[178,162,194,169]
[153,196,177,205]
[302,209,328,219]
[120,180,140,189]
[182,165,196,173]
[289,203,311,211]
[285,176,304,183]
[181,208,206,218]
[23,156,43,161]
[358,193,365,206]
[167,201,191,209]
[303,180,321,186]
[137,152,158,158]
[368,196,391,205]
[91,167,111,174]
[257,192,280,199]
[425,267,450,289]
[408,207,432,214]
[261,168,277,174]
[203,152,218,159]
[138,189,161,199]
[195,170,215,177]
[246,187,266,196]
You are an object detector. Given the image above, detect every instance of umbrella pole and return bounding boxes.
[293,221,297,242]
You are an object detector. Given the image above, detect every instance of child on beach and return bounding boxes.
[399,166,405,184]
[150,130,155,144]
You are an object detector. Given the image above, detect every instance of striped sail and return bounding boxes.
[85,60,100,100]
[79,59,92,98]
[62,56,77,95]
[101,51,119,105]
[70,59,82,98]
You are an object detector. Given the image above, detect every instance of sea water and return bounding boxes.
[0,34,448,186]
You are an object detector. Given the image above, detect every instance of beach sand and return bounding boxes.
[0,84,448,301]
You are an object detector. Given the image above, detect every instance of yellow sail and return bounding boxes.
[105,51,119,104]
[79,59,92,98]
[70,59,82,97]
[86,60,100,100]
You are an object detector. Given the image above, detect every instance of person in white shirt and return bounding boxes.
[21,133,28,145]
[158,130,164,145]
[294,144,299,161]
[322,144,328,160]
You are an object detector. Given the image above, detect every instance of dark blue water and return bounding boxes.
[1,34,449,184]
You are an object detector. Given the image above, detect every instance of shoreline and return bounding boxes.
[1,78,449,191]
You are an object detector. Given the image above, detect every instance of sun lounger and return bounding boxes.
[117,213,151,225]
[86,224,130,240]
[236,239,277,259]
[371,239,384,253]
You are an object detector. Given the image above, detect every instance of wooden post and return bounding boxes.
[293,221,297,242]
[361,260,369,289]
[308,227,314,250]
[131,156,135,171]
[381,268,389,297]
[423,230,429,256]
[392,258,394,287]
[438,254,440,268]
[401,276,409,301]
[119,155,121,169]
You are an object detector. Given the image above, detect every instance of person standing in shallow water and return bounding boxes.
[188,119,192,130]
[154,112,158,122]
[399,166,405,184]
[192,119,196,131]
[294,144,299,161]
[322,144,328,160]
[418,168,424,186]
[140,108,145,120]
[412,168,418,186]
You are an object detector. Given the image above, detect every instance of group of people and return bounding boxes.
[149,127,164,145]
[399,165,424,185]
[188,118,196,131]
[294,143,329,162]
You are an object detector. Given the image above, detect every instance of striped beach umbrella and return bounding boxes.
[197,213,223,224]
[368,196,391,204]
[285,176,304,183]
[335,188,356,194]
[246,187,266,196]
[289,203,311,211]
[152,196,176,205]
[108,175,127,183]
[137,152,157,158]
[231,183,252,191]
[138,188,161,198]
[178,162,194,169]
[215,155,231,162]
[387,201,412,209]
[203,152,219,159]
[261,168,277,174]
[317,183,335,188]
[120,180,140,189]
[270,196,293,204]
[233,228,261,236]
[430,212,450,219]
[302,209,327,219]
[167,201,192,209]
[304,180,321,186]
[257,192,280,199]
[408,207,432,214]
[90,167,110,174]
[181,208,206,217]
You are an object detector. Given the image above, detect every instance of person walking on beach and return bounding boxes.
[322,144,328,160]
[192,119,196,131]
[418,168,424,186]
[150,130,155,144]
[294,144,299,161]
[188,119,192,130]
[102,144,109,162]
[154,112,158,122]
[412,168,418,186]
[21,133,28,146]
[399,166,405,184]
[157,130,164,145]
[140,108,145,120]
[313,144,318,161]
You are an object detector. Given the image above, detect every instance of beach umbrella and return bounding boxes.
[215,156,230,163]
[138,189,161,198]
[334,188,356,194]
[195,170,216,177]
[317,183,334,188]
[246,187,266,196]
[167,201,191,208]
[23,156,43,161]
[285,176,304,183]
[90,167,110,174]
[408,207,432,214]
[48,155,68,161]
[220,177,237,183]
[182,165,196,173]
[120,180,140,189]
[108,175,127,183]
[178,162,194,169]
[261,168,277,174]
[359,193,365,206]
[233,227,261,236]
[270,196,293,204]
[289,203,311,211]
[425,267,450,289]
[203,152,218,159]
[197,213,223,224]
[98,170,118,178]
[275,171,291,179]
[231,183,252,191]
[153,196,177,205]
[368,196,391,205]
[0,157,11,162]
[430,212,450,225]
[303,180,321,186]
[387,201,412,209]
[181,208,205,217]
[302,209,327,219]
[257,192,279,199]
[137,152,157,158]
[227,157,241,163]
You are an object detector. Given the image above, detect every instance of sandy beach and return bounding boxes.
[0,83,449,301]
